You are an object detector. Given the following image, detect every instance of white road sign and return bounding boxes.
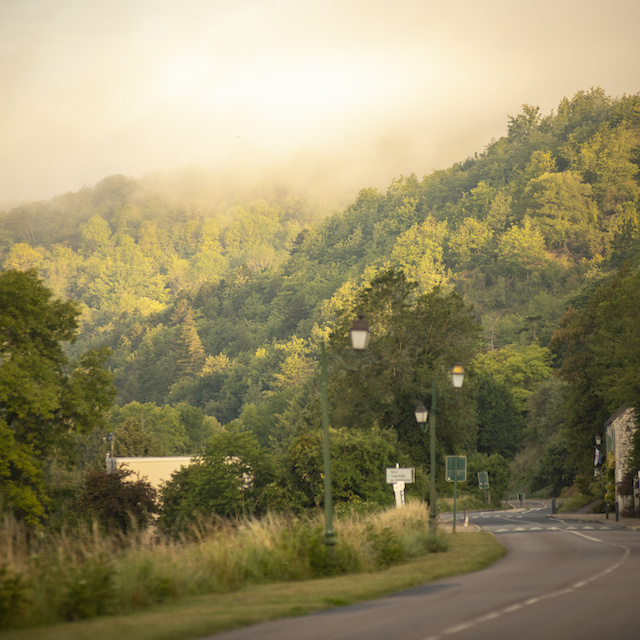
[386,467,415,483]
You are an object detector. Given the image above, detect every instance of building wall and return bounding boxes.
[106,456,194,491]
[605,406,636,510]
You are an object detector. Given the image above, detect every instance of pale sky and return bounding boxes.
[1,0,639,206]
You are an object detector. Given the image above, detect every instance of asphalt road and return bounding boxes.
[207,502,640,640]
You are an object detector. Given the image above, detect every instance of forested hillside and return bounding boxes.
[2,87,640,523]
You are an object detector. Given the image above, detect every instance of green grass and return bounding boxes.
[556,493,597,513]
[2,532,504,640]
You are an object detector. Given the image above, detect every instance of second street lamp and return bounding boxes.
[320,315,370,547]
[415,364,465,534]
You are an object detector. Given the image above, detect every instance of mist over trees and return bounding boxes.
[2,87,640,525]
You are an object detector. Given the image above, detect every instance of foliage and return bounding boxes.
[58,554,117,621]
[0,502,456,630]
[532,432,578,495]
[0,565,30,629]
[556,493,597,513]
[108,402,209,455]
[466,451,511,506]
[2,88,640,504]
[73,469,157,533]
[158,431,273,532]
[551,265,640,482]
[473,344,553,413]
[273,426,401,512]
[473,371,526,459]
[328,269,481,465]
[0,269,116,524]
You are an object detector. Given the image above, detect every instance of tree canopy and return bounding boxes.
[0,270,116,523]
[1,87,640,515]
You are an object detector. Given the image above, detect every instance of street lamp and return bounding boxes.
[415,364,465,534]
[321,315,370,547]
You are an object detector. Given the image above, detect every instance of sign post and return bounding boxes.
[446,456,467,532]
[386,467,415,508]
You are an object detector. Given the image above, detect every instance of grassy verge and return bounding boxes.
[2,532,504,640]
[556,493,597,513]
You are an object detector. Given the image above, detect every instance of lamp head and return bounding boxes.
[414,404,429,424]
[451,364,465,389]
[350,315,370,351]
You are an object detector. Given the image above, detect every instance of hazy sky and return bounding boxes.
[1,0,639,205]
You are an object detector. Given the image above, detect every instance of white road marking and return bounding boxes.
[475,612,501,622]
[443,622,474,634]
[420,528,631,640]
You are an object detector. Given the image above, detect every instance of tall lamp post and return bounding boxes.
[321,316,370,547]
[415,364,465,534]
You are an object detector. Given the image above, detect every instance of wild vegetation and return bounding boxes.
[0,502,449,629]
[1,87,640,628]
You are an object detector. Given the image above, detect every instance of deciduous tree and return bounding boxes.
[0,269,116,523]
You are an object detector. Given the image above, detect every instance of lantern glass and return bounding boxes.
[451,364,465,389]
[414,404,429,424]
[350,316,370,351]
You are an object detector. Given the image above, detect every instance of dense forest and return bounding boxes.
[2,87,640,527]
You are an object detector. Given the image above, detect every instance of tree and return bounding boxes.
[474,372,526,459]
[0,269,116,523]
[327,269,481,465]
[176,402,217,452]
[550,265,640,480]
[467,452,510,506]
[447,217,493,272]
[79,215,112,256]
[112,417,168,457]
[0,422,49,525]
[273,426,401,511]
[388,217,448,291]
[172,300,206,377]
[569,123,639,215]
[522,171,600,257]
[74,469,157,533]
[496,217,548,283]
[109,402,190,455]
[473,344,553,413]
[507,104,541,143]
[533,432,578,495]
[158,431,272,532]
[2,243,44,272]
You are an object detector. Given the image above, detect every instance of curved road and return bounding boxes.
[207,502,639,640]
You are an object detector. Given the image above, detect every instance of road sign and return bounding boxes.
[478,471,489,489]
[386,467,415,484]
[446,456,467,482]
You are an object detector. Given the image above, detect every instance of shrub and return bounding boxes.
[73,469,157,533]
[0,565,30,628]
[59,554,116,621]
[158,431,273,533]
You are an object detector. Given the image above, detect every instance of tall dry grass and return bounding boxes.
[0,500,446,631]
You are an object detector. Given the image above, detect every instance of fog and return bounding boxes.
[1,0,639,206]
